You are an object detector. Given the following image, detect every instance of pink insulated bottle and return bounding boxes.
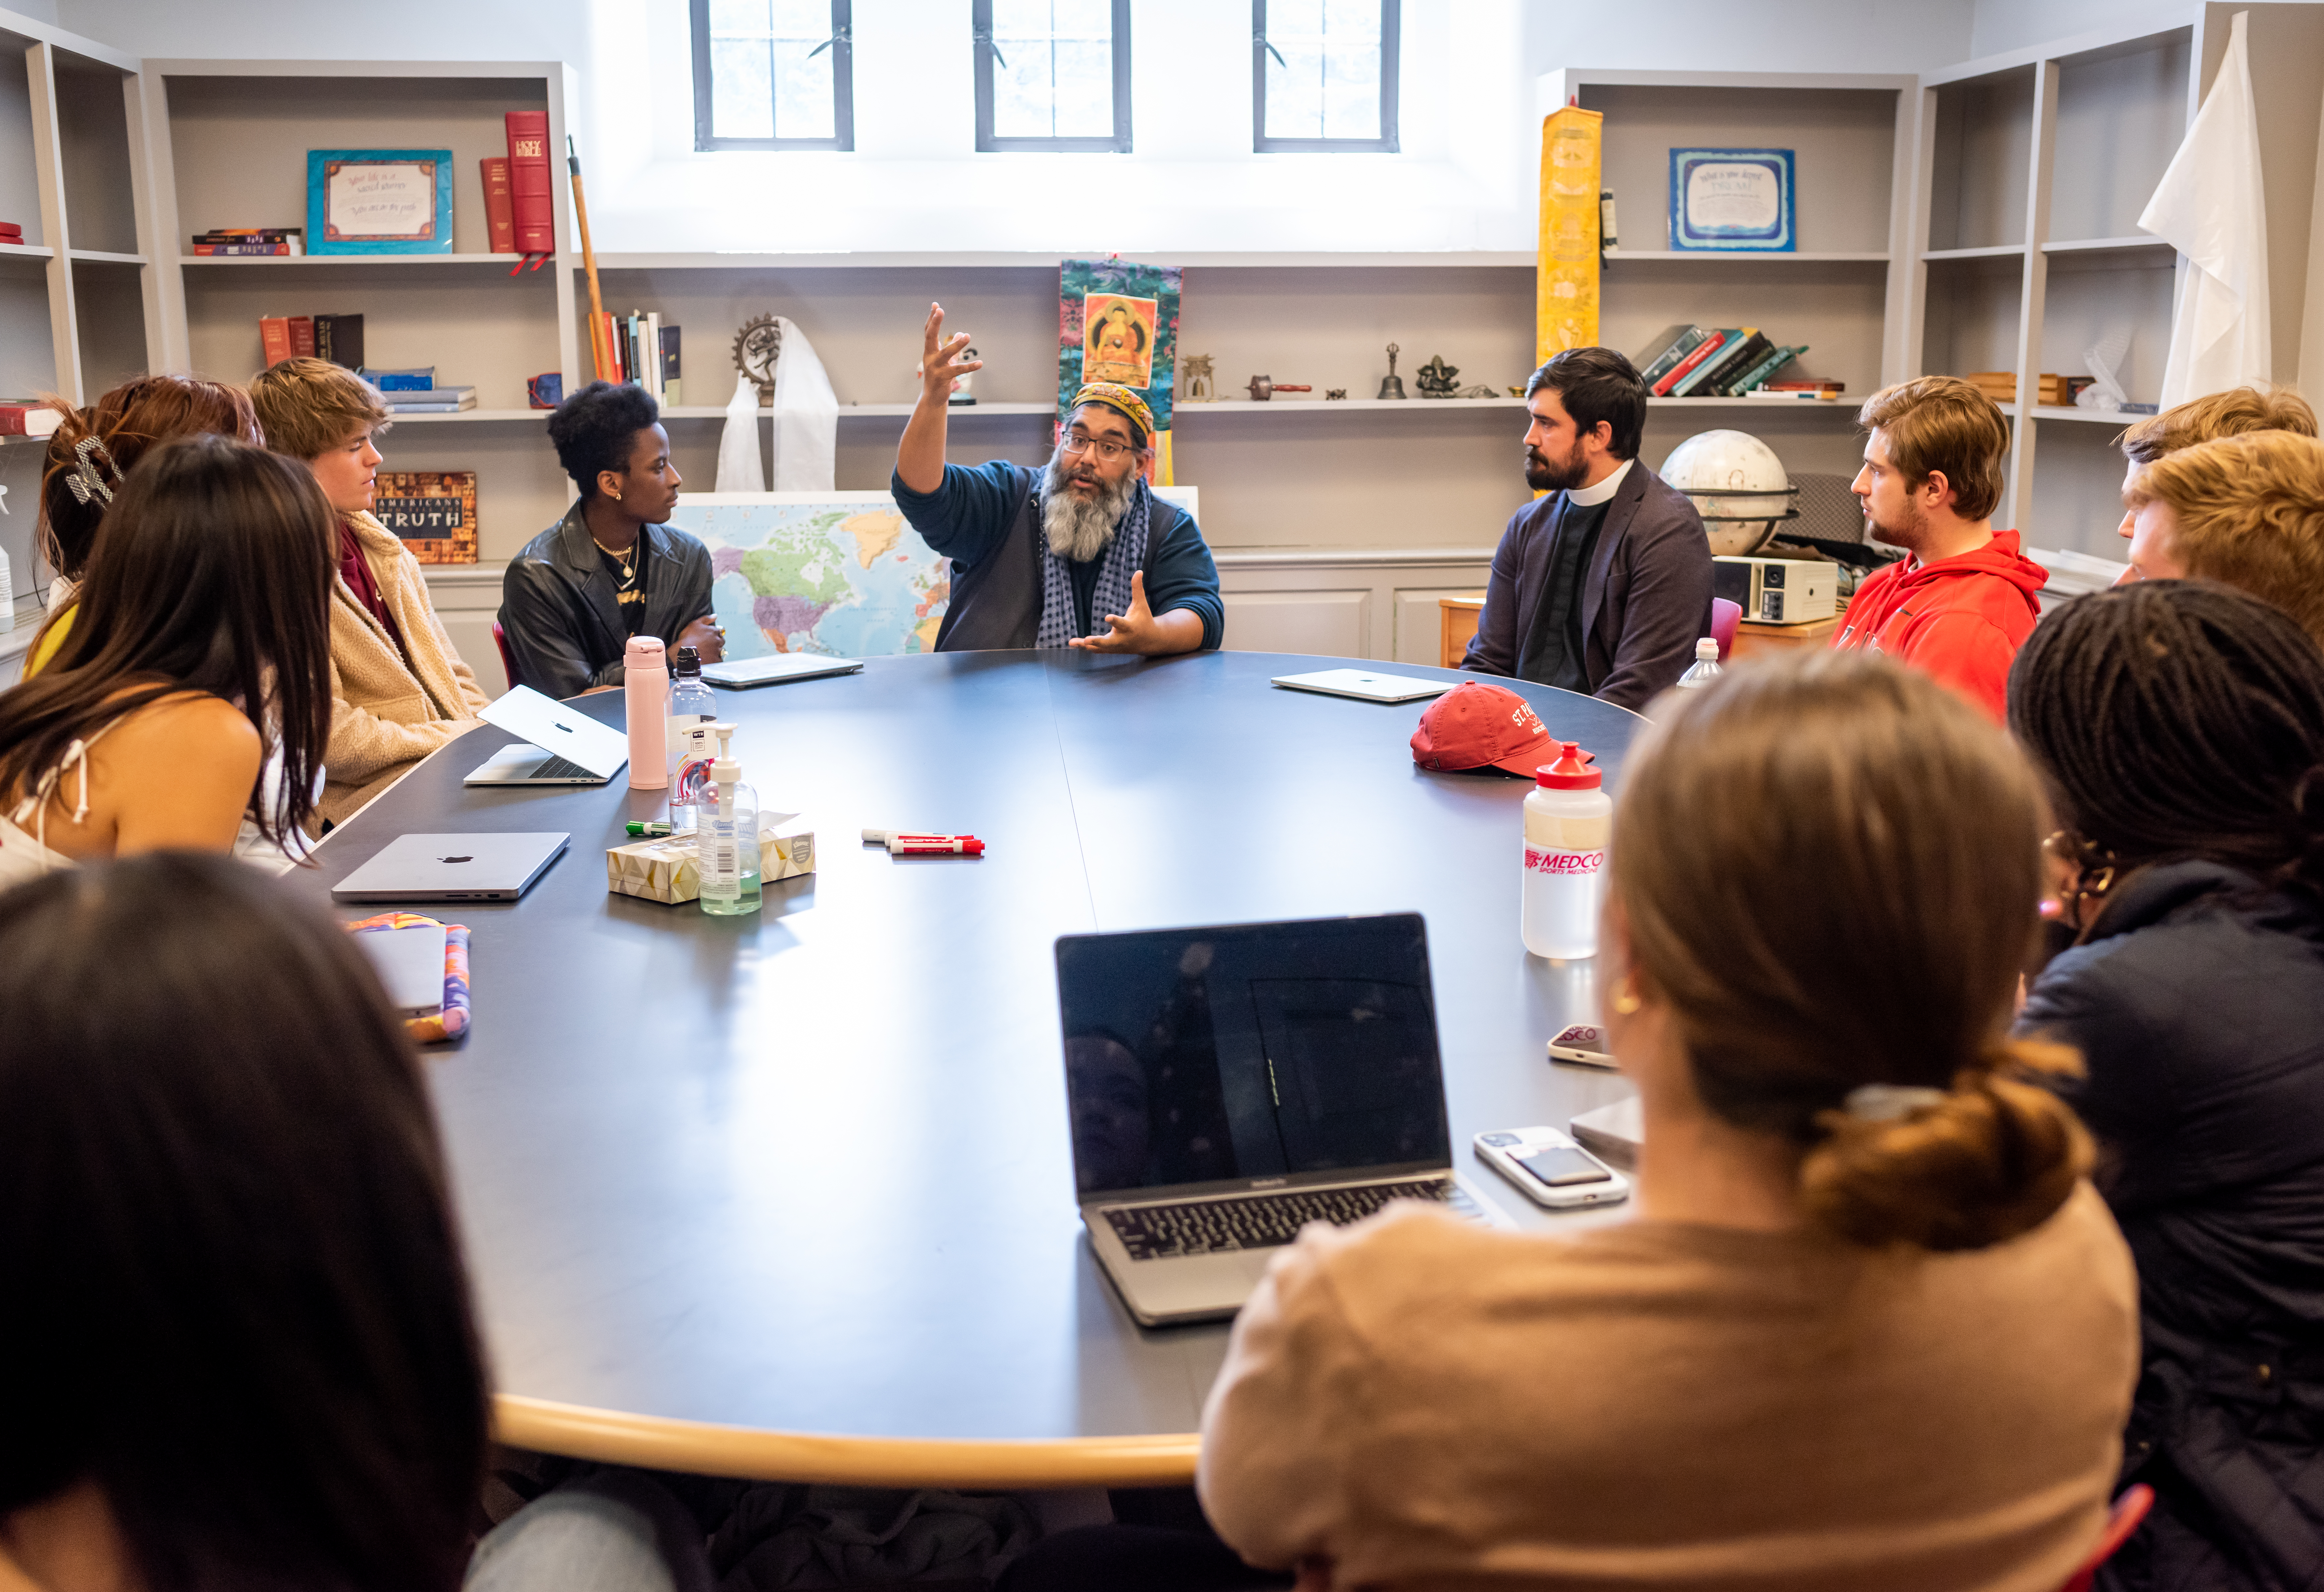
[1521,741,1609,959]
[624,635,669,790]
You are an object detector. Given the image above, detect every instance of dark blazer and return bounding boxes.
[2017,861,2324,1592]
[499,503,716,699]
[1462,463,1713,710]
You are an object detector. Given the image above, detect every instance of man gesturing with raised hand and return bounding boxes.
[893,302,1222,656]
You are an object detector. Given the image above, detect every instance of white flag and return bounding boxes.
[2140,10,2271,407]
[767,316,838,492]
[714,371,765,493]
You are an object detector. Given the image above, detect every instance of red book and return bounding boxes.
[1651,331,1728,397]
[289,316,316,359]
[505,112,554,256]
[481,157,516,254]
[260,315,293,367]
[0,403,62,438]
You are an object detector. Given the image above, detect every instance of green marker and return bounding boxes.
[625,820,673,837]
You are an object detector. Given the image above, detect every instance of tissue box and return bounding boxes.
[606,816,817,905]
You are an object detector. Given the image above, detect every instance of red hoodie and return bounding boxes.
[1830,531,2049,720]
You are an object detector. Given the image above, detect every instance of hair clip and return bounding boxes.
[64,435,121,507]
[1844,1084,1947,1122]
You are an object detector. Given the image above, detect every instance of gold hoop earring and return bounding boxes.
[1610,978,1643,1017]
[611,490,623,502]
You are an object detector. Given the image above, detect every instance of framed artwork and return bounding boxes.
[308,149,455,255]
[373,471,478,564]
[1668,149,1796,252]
[1082,293,1158,388]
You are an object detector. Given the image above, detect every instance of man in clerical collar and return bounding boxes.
[1463,347,1712,708]
[892,303,1222,656]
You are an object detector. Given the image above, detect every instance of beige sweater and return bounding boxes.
[320,511,490,827]
[1199,1185,2138,1592]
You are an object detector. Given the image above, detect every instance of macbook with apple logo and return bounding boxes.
[330,832,570,902]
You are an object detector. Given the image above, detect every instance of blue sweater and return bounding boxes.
[891,462,1224,650]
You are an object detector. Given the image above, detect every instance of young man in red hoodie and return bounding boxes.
[1832,376,2048,719]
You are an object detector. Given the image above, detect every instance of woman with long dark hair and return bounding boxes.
[2010,581,2324,1592]
[0,435,335,884]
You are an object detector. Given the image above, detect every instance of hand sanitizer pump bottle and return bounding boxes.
[697,723,761,917]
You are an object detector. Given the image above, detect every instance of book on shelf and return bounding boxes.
[258,313,362,370]
[1745,386,1844,400]
[193,227,303,256]
[1683,329,1769,397]
[661,325,681,406]
[1762,378,1839,391]
[1652,331,1731,397]
[315,312,363,370]
[1726,344,1809,395]
[480,157,516,254]
[1634,325,1709,387]
[0,223,23,245]
[289,316,317,359]
[373,471,479,565]
[504,112,555,257]
[362,367,437,391]
[383,388,477,413]
[260,315,292,366]
[0,402,62,438]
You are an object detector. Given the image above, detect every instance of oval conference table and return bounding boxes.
[293,649,1647,1490]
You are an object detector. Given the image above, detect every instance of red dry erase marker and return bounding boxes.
[888,836,983,856]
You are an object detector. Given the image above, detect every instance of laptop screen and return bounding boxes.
[1054,914,1451,1198]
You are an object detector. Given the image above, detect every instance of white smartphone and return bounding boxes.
[1547,1022,1617,1069]
[1473,1127,1631,1210]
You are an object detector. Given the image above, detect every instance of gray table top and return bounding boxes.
[293,649,1643,1483]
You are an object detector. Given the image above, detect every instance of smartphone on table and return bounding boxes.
[1547,1022,1617,1069]
[1473,1128,1630,1210]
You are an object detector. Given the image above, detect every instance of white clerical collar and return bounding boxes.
[1567,457,1633,507]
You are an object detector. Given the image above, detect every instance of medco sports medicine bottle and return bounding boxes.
[1521,741,1609,959]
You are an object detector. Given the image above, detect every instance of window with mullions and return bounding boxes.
[974,0,1132,154]
[692,0,853,151]
[1253,0,1399,154]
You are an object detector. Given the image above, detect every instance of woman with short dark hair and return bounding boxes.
[2010,580,2324,1592]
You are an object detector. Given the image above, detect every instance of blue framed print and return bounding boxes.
[1669,149,1796,252]
[308,149,455,255]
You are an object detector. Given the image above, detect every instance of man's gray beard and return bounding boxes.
[1041,452,1134,563]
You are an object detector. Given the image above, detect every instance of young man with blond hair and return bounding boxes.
[2122,430,2324,647]
[1833,375,2048,720]
[2114,386,2319,581]
[250,357,489,827]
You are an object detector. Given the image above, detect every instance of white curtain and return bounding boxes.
[2140,10,2271,407]
[767,316,838,491]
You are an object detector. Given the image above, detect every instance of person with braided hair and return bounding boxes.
[2010,581,2324,1592]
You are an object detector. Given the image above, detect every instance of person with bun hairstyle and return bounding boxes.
[1195,652,2136,1592]
[250,357,490,828]
[0,436,335,888]
[2010,581,2324,1592]
[21,374,261,677]
[0,854,717,1592]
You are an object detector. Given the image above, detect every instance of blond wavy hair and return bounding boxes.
[249,356,390,463]
[2119,386,2316,466]
[2127,430,2324,647]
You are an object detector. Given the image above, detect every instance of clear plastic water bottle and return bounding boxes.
[1521,741,1610,959]
[666,645,716,830]
[1676,637,1723,689]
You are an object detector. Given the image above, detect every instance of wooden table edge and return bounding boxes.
[493,1393,1203,1488]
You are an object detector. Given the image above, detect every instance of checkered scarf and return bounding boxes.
[1035,476,1151,649]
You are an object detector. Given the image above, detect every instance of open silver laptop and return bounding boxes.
[701,653,863,689]
[465,686,630,786]
[331,832,569,902]
[1055,913,1509,1328]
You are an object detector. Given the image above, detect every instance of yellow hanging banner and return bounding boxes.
[1537,106,1603,366]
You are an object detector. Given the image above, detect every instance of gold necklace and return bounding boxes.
[592,536,637,579]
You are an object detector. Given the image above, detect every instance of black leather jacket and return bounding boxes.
[498,503,716,699]
[2018,861,2324,1592]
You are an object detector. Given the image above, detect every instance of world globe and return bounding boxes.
[1658,429,1792,556]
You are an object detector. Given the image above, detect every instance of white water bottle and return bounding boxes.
[1522,741,1610,959]
[1675,637,1723,689]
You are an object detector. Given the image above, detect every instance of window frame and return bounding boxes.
[973,0,1134,155]
[691,0,856,153]
[1251,0,1400,154]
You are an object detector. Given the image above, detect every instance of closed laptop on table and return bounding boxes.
[1055,912,1509,1327]
[331,832,569,902]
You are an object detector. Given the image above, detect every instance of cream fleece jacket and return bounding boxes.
[320,511,489,828]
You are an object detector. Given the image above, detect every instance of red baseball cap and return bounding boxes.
[1411,681,1557,776]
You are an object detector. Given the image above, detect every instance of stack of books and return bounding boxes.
[197,228,303,256]
[1634,325,1816,399]
[259,312,363,368]
[593,309,679,403]
[1748,380,1846,402]
[360,367,476,413]
[0,223,23,247]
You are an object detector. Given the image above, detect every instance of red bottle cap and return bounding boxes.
[1535,742,1600,790]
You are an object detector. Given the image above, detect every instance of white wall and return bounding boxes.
[1526,0,1973,77]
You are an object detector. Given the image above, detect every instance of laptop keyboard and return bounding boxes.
[529,754,598,780]
[1104,1177,1478,1261]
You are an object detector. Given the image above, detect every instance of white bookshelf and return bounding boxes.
[1906,4,2324,556]
[0,6,160,647]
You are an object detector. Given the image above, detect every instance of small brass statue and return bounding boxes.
[1182,353,1215,402]
[1416,355,1460,399]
